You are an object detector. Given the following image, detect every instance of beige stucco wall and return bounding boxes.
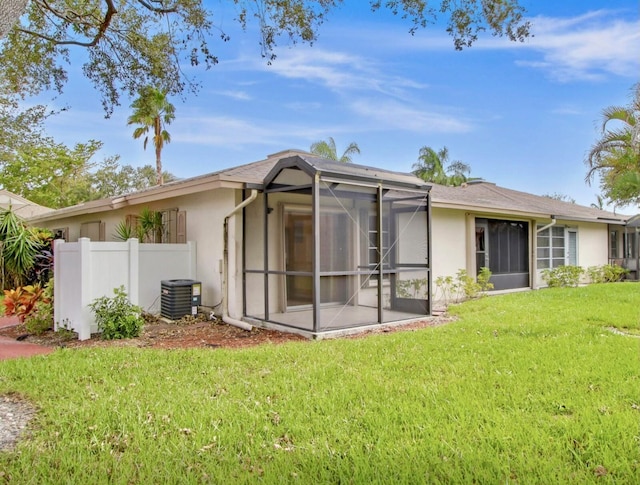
[575,221,609,268]
[430,207,468,283]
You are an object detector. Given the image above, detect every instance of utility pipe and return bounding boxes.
[222,189,258,331]
[536,216,557,233]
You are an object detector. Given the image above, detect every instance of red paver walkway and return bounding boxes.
[0,316,54,361]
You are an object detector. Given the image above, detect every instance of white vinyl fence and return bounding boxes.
[54,238,196,340]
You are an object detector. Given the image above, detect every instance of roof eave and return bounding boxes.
[432,201,627,224]
[27,174,246,223]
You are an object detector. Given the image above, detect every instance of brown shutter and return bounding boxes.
[99,222,106,241]
[177,211,187,243]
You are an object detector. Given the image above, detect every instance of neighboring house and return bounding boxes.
[0,189,52,218]
[26,150,635,337]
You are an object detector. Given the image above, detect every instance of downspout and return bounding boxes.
[536,216,556,234]
[222,189,258,331]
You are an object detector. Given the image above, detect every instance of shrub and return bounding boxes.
[435,268,493,305]
[25,301,53,335]
[434,275,455,305]
[456,269,480,300]
[89,286,144,340]
[3,283,50,322]
[23,279,54,335]
[477,266,494,292]
[602,264,629,282]
[541,265,584,288]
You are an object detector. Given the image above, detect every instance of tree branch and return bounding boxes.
[21,0,117,47]
[135,0,179,14]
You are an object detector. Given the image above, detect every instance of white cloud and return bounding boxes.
[259,48,428,99]
[349,99,472,133]
[513,11,639,81]
[215,90,252,101]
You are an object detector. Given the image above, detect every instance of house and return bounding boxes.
[26,150,634,338]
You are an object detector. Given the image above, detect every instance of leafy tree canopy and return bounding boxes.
[0,138,177,209]
[0,0,530,115]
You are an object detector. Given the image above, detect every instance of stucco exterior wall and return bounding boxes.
[430,207,468,283]
[575,221,609,268]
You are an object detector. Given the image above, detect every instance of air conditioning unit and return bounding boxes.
[160,279,201,320]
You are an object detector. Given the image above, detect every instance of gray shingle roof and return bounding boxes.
[430,181,627,223]
[26,149,632,226]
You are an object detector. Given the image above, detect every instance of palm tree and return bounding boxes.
[590,195,605,210]
[310,137,360,163]
[127,86,175,185]
[585,83,640,206]
[446,160,472,186]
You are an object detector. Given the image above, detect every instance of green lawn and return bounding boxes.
[1,283,639,483]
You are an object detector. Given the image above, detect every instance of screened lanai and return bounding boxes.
[242,155,432,336]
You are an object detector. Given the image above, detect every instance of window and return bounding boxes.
[537,225,566,269]
[624,232,637,259]
[79,221,105,241]
[610,230,619,259]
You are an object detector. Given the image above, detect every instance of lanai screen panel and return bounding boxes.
[244,155,431,334]
[316,182,430,331]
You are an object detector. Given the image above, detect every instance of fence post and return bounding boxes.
[78,237,92,341]
[53,239,64,332]
[128,238,140,306]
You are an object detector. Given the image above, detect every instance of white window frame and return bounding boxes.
[537,225,578,269]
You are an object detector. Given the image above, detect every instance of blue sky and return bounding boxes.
[40,1,639,210]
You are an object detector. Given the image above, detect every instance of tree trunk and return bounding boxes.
[154,116,163,185]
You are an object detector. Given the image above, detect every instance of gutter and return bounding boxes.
[222,189,258,331]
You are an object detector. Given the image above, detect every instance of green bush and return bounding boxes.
[89,286,144,340]
[586,264,629,284]
[541,265,584,287]
[435,267,493,304]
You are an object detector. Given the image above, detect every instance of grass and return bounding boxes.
[1,283,639,483]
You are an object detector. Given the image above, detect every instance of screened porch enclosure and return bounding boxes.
[243,155,431,335]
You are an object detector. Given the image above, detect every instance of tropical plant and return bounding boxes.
[310,137,360,163]
[24,279,54,335]
[89,286,144,340]
[128,87,175,185]
[0,208,43,288]
[114,220,137,242]
[3,283,49,323]
[139,208,164,243]
[585,83,640,207]
[412,146,471,186]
